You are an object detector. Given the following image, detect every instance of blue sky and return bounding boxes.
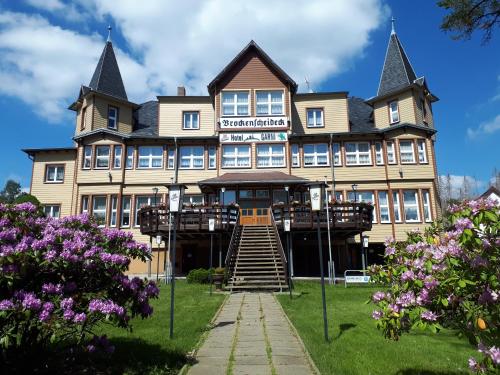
[0,0,498,195]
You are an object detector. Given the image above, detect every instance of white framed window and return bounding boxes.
[125,146,134,169]
[92,196,107,226]
[422,190,432,222]
[208,146,217,169]
[135,196,154,226]
[291,144,300,167]
[392,191,402,222]
[307,109,324,128]
[389,100,399,124]
[81,196,89,214]
[45,165,64,183]
[113,145,122,169]
[167,148,175,169]
[222,145,251,168]
[417,140,427,163]
[121,196,131,227]
[256,90,284,115]
[222,91,249,116]
[183,112,199,129]
[399,140,415,163]
[138,146,163,169]
[332,143,341,166]
[403,190,420,222]
[257,144,285,167]
[44,205,60,218]
[345,142,371,165]
[375,142,384,165]
[108,106,118,129]
[110,195,118,227]
[386,141,396,164]
[180,146,204,169]
[303,144,329,167]
[95,146,110,169]
[347,191,377,223]
[183,195,204,206]
[83,146,92,169]
[378,191,390,223]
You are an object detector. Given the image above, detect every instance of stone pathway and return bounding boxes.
[188,293,317,375]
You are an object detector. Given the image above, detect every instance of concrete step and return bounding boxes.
[227,285,288,291]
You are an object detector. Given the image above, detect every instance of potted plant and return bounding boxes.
[213,267,225,290]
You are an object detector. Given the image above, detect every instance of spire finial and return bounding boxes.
[391,16,396,35]
[107,25,112,42]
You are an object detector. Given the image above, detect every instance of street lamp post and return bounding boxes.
[284,185,292,299]
[220,187,226,267]
[309,181,329,342]
[351,183,358,203]
[152,187,159,206]
[209,217,215,296]
[324,176,334,285]
[166,183,186,339]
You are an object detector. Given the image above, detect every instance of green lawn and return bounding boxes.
[99,281,225,374]
[277,282,477,375]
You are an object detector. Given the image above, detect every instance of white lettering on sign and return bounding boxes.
[219,117,287,129]
[219,132,288,143]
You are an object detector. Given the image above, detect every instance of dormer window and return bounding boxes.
[222,91,249,116]
[108,106,118,129]
[183,111,199,129]
[256,90,283,115]
[389,100,399,124]
[307,108,324,128]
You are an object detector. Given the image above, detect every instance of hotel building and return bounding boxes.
[24,27,440,286]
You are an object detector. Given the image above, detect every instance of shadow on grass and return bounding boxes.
[395,369,465,375]
[1,337,186,375]
[336,323,356,339]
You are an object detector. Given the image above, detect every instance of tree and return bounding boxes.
[0,180,21,203]
[438,0,500,43]
[13,193,40,206]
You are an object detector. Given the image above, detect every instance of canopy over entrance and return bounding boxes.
[198,171,310,192]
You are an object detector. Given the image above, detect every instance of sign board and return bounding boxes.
[156,235,162,245]
[284,219,291,232]
[168,186,182,212]
[310,186,322,211]
[208,218,215,232]
[219,116,287,129]
[345,275,370,283]
[219,132,287,143]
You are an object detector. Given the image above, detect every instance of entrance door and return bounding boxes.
[239,200,271,225]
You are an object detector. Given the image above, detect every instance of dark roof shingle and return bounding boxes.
[348,97,374,132]
[89,41,128,101]
[132,101,158,136]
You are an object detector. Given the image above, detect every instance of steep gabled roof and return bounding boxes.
[377,31,417,97]
[207,40,298,95]
[89,41,128,101]
[348,97,374,132]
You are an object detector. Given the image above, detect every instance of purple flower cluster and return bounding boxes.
[420,311,437,321]
[22,293,42,311]
[39,302,54,322]
[100,252,129,265]
[42,283,63,295]
[88,299,125,316]
[0,299,15,310]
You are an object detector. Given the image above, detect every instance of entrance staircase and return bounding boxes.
[226,225,288,292]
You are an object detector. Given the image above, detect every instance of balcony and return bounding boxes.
[139,202,373,238]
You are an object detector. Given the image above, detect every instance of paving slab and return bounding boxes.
[187,292,317,375]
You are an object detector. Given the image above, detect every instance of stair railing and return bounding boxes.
[270,210,289,285]
[224,212,241,283]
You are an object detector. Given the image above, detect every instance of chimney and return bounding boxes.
[177,86,186,96]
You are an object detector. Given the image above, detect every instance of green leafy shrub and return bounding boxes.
[186,268,211,284]
[13,193,40,206]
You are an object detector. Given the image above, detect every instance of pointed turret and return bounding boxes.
[377,20,417,97]
[88,29,128,101]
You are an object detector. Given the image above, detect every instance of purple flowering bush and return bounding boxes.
[369,199,499,373]
[0,202,159,362]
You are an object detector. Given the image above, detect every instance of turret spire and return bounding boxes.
[391,16,396,35]
[107,25,112,42]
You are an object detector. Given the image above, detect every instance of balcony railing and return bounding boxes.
[271,203,373,232]
[138,202,373,236]
[139,205,239,236]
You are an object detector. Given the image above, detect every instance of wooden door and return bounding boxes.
[239,207,271,225]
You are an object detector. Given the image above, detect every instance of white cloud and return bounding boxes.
[0,11,151,122]
[467,114,500,139]
[439,174,485,199]
[1,0,387,123]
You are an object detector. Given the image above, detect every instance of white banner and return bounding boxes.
[310,186,322,211]
[219,116,287,129]
[219,132,288,143]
